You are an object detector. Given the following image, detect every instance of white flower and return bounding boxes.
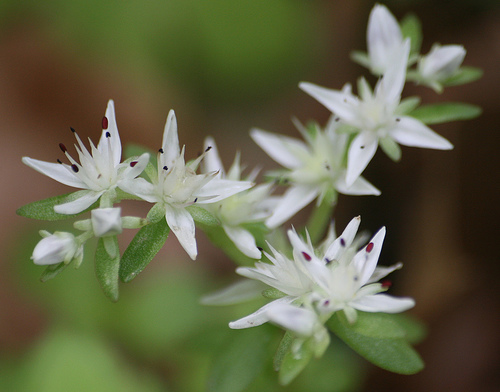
[366,4,404,75]
[91,207,123,237]
[119,110,253,260]
[32,231,83,266]
[200,137,277,259]
[22,100,149,214]
[416,44,466,92]
[300,40,453,186]
[251,117,380,228]
[229,217,415,332]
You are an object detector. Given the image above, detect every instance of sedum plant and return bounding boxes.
[17,4,481,389]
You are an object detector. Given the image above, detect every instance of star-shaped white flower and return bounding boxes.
[22,100,150,214]
[119,110,253,260]
[300,40,453,186]
[200,137,277,259]
[250,116,380,228]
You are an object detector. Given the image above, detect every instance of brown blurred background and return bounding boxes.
[1,1,499,391]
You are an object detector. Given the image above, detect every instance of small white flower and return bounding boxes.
[417,44,466,92]
[119,110,253,260]
[251,117,380,228]
[91,207,123,237]
[22,100,149,214]
[300,40,453,186]
[200,137,277,259]
[32,231,83,266]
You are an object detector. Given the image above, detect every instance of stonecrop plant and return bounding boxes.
[17,4,481,388]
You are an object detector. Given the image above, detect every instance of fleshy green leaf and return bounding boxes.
[410,102,482,124]
[391,313,427,344]
[279,336,315,385]
[274,331,294,371]
[40,262,70,282]
[95,236,120,302]
[16,191,96,221]
[337,311,406,339]
[327,312,424,374]
[119,219,170,283]
[400,14,422,56]
[443,66,483,87]
[207,327,272,392]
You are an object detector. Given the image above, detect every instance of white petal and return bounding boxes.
[202,136,225,175]
[195,178,253,203]
[266,303,318,337]
[223,225,261,259]
[351,293,415,313]
[299,82,359,124]
[336,173,381,196]
[355,227,386,284]
[98,100,122,166]
[266,185,318,228]
[54,190,103,214]
[346,133,378,186]
[165,205,197,260]
[161,110,180,166]
[324,216,361,261]
[119,152,150,180]
[250,128,307,169]
[228,296,295,329]
[367,262,403,284]
[375,39,410,103]
[367,4,403,74]
[118,177,159,203]
[200,279,266,305]
[22,157,87,188]
[391,116,453,150]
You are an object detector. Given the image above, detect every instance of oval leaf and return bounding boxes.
[119,219,170,283]
[327,313,424,374]
[95,237,120,302]
[17,191,96,221]
[410,102,482,124]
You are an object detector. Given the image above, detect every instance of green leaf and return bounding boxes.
[327,312,424,374]
[391,314,427,344]
[279,336,315,385]
[16,191,96,221]
[119,219,170,283]
[274,331,294,371]
[95,236,120,302]
[410,102,482,124]
[207,327,272,392]
[443,66,483,87]
[400,14,422,56]
[187,205,220,227]
[337,311,406,339]
[40,262,70,282]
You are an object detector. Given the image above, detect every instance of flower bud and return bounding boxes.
[32,232,80,265]
[91,207,123,237]
[418,44,466,82]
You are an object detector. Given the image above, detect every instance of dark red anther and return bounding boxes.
[158,148,164,153]
[340,238,346,247]
[366,242,374,253]
[323,300,330,306]
[105,131,111,138]
[70,127,76,133]
[59,143,67,153]
[102,116,109,130]
[130,161,138,167]
[325,257,331,264]
[71,164,79,173]
[302,252,312,261]
[381,280,392,289]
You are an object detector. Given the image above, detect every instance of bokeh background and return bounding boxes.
[1,0,499,391]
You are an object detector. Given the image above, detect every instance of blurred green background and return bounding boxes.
[1,0,499,391]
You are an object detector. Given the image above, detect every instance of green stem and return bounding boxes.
[305,195,336,245]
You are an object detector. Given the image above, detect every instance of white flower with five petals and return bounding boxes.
[300,40,453,186]
[251,117,380,228]
[22,100,150,214]
[119,110,253,260]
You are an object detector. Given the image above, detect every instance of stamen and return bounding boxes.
[71,164,79,173]
[70,127,76,133]
[105,132,111,138]
[163,166,168,171]
[323,300,330,306]
[59,143,67,153]
[340,238,346,247]
[194,198,198,203]
[302,252,312,261]
[396,118,401,122]
[205,146,212,152]
[130,161,138,167]
[57,159,63,164]
[158,148,164,153]
[366,242,374,253]
[325,257,331,264]
[335,117,340,122]
[257,247,263,251]
[381,280,392,289]
[360,145,365,149]
[102,116,109,130]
